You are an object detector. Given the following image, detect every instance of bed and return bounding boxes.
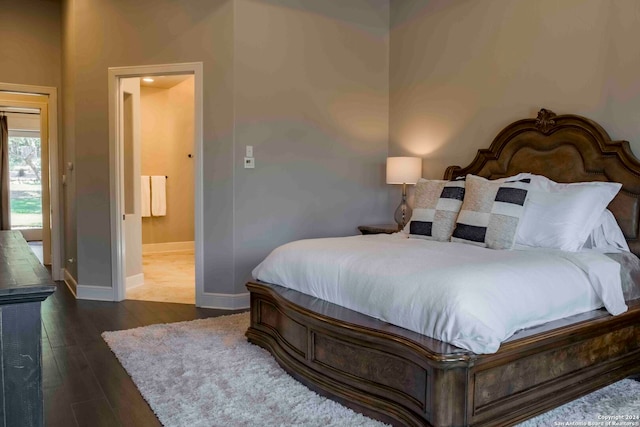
[245,109,640,426]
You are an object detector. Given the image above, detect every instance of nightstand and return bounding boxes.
[357,224,401,235]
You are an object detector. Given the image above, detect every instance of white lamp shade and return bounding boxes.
[386,157,422,184]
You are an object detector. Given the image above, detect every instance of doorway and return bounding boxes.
[7,111,43,234]
[0,85,62,279]
[121,75,196,304]
[108,63,204,305]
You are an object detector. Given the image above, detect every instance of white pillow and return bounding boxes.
[516,174,622,252]
[582,209,630,253]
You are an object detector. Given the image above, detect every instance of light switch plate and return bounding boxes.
[246,145,253,158]
[244,157,255,169]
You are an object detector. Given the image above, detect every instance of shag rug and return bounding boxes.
[102,313,640,427]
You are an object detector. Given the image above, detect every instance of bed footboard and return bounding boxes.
[246,281,640,427]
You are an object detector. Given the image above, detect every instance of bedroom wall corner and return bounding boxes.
[231,0,391,293]
[62,0,78,283]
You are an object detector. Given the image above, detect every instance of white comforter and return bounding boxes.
[252,234,628,354]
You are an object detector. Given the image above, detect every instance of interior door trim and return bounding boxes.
[0,86,60,279]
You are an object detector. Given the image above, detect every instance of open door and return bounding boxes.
[119,78,144,289]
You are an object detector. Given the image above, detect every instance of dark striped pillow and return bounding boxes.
[408,178,465,241]
[451,175,530,249]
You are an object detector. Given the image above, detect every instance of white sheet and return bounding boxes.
[252,234,627,354]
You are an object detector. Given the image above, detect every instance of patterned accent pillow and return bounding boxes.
[451,175,530,249]
[407,178,466,241]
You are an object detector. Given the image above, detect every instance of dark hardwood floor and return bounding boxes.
[41,279,640,427]
[42,280,244,427]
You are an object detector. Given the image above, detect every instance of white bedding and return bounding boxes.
[252,234,628,354]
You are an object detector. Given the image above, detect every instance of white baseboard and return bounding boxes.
[198,292,250,310]
[126,273,145,289]
[64,269,78,297]
[64,268,246,307]
[65,269,116,302]
[143,241,194,254]
[76,284,115,301]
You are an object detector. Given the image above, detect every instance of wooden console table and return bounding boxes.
[0,231,55,427]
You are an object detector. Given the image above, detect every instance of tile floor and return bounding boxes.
[126,250,195,304]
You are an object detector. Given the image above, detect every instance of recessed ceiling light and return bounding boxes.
[142,77,154,82]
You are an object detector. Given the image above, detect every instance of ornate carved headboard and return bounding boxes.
[444,108,640,257]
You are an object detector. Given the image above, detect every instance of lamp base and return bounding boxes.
[393,183,412,229]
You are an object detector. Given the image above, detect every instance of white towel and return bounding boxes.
[141,176,151,217]
[151,175,167,216]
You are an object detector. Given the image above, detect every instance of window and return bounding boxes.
[8,133,42,229]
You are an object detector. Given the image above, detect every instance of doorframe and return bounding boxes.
[5,101,48,247]
[0,83,62,281]
[108,63,204,304]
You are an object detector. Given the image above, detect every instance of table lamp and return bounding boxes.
[386,157,422,228]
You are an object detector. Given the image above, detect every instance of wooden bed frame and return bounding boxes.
[246,109,640,426]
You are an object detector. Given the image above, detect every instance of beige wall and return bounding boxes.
[62,0,236,291]
[19,0,638,296]
[390,0,640,182]
[62,0,390,297]
[0,0,66,273]
[233,0,390,286]
[140,78,195,245]
[62,0,78,280]
[10,0,640,299]
[0,0,61,88]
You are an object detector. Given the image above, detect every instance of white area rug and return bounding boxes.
[102,313,640,427]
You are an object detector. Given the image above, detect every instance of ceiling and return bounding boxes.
[139,75,192,89]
